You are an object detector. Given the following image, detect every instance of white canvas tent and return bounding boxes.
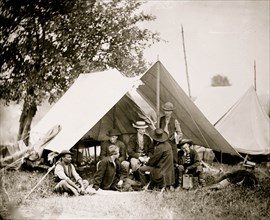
[30,62,241,157]
[29,69,143,153]
[195,86,270,155]
[194,86,248,125]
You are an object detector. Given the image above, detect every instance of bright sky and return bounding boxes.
[141,0,269,98]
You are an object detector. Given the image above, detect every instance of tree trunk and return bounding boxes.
[17,101,37,146]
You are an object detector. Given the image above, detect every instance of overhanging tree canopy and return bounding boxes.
[0,0,160,143]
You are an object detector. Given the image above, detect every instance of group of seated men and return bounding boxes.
[53,102,206,196]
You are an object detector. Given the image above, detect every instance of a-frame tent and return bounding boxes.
[136,61,240,156]
[215,87,269,155]
[195,86,270,155]
[194,86,248,125]
[29,69,145,153]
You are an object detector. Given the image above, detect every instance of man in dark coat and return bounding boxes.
[127,121,154,173]
[177,139,205,187]
[100,128,129,172]
[159,102,183,164]
[138,128,175,189]
[93,145,127,191]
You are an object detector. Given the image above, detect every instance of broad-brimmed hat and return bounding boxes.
[132,121,148,129]
[177,139,193,148]
[59,150,73,157]
[162,102,176,111]
[150,128,168,142]
[107,128,121,137]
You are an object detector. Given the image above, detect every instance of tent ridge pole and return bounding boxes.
[181,24,192,98]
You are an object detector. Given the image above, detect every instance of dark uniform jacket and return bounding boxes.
[146,141,175,187]
[93,156,127,190]
[219,170,258,185]
[127,134,154,159]
[100,140,127,162]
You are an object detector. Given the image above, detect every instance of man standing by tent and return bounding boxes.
[54,150,89,196]
[100,129,130,172]
[127,121,154,177]
[160,102,183,162]
[160,101,183,188]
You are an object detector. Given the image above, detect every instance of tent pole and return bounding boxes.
[221,152,223,164]
[113,106,116,128]
[156,56,160,128]
[76,143,79,167]
[181,24,192,98]
[254,60,257,91]
[94,145,97,163]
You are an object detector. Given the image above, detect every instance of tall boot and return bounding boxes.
[133,170,140,182]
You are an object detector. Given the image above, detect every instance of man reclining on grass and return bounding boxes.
[54,150,90,196]
[207,163,258,190]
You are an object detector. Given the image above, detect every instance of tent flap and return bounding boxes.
[30,69,138,153]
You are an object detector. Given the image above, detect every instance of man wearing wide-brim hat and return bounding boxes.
[127,121,154,177]
[138,128,175,189]
[54,150,90,196]
[99,128,130,173]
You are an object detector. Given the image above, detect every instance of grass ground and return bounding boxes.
[1,162,269,220]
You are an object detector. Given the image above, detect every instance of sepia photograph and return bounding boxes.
[1,0,269,219]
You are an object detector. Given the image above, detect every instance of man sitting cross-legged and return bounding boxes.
[54,150,90,196]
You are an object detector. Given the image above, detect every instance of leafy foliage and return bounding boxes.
[0,0,160,141]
